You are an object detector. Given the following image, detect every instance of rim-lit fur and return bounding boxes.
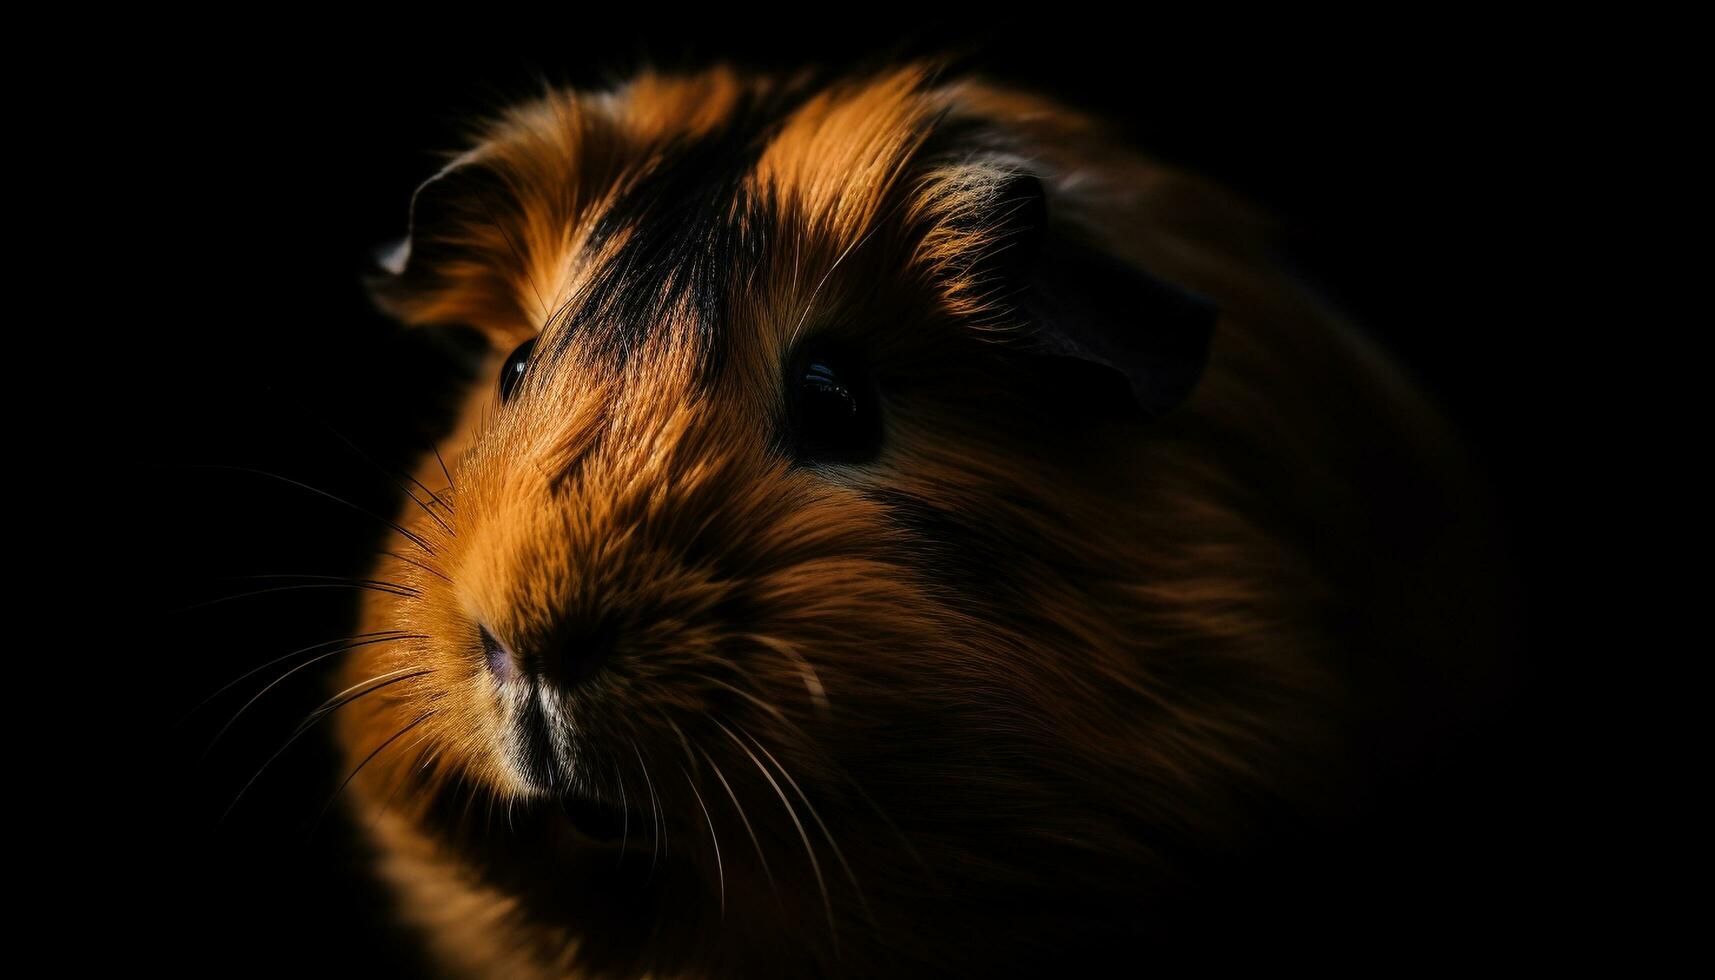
[336,64,1499,978]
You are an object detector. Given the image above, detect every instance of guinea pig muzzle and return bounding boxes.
[479,622,650,846]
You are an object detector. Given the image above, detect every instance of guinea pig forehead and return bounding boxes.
[509,68,978,382]
[525,99,847,380]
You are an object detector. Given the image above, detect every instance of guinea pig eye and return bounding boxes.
[499,338,536,403]
[789,352,881,462]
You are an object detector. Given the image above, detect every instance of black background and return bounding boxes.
[130,15,1570,974]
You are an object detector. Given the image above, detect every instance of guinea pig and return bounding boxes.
[333,63,1503,977]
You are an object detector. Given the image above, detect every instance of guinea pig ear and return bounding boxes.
[987,173,1217,419]
[365,150,512,327]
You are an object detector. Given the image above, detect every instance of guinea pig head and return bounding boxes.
[336,67,1331,978]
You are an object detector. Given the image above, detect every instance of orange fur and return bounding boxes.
[336,64,1499,977]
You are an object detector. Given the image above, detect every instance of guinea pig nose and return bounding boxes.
[483,617,620,688]
[479,624,518,684]
[543,617,621,687]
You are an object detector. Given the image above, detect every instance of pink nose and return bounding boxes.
[479,624,518,684]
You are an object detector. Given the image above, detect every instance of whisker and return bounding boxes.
[220,668,433,823]
[258,391,460,520]
[701,677,796,728]
[680,765,726,919]
[311,665,432,721]
[631,740,664,877]
[203,634,428,758]
[662,715,701,780]
[218,573,418,588]
[741,724,874,927]
[699,746,776,894]
[641,744,665,875]
[615,764,631,863]
[174,581,418,614]
[432,446,455,496]
[377,548,454,585]
[175,464,440,556]
[312,710,435,836]
[705,665,931,883]
[714,718,836,951]
[317,420,457,535]
[371,736,445,831]
[179,630,414,725]
[403,483,455,534]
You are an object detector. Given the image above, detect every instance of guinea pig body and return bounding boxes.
[335,65,1501,977]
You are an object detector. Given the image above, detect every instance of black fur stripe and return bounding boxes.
[546,83,820,378]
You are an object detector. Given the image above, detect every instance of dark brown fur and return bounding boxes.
[335,65,1500,977]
